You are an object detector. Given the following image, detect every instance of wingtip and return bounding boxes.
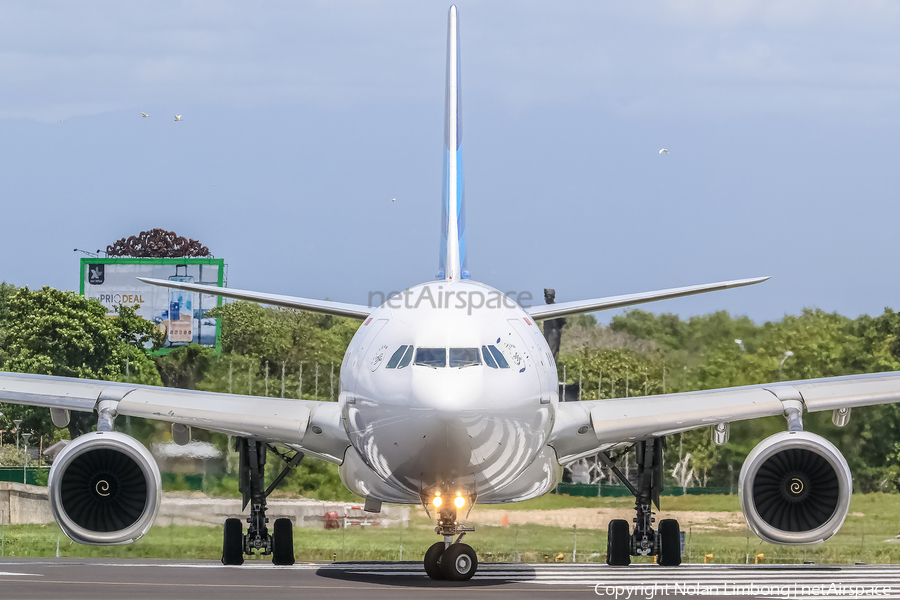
[739,276,771,286]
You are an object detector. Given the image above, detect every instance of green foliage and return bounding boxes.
[0,281,15,366]
[268,459,358,501]
[207,301,357,366]
[568,307,900,491]
[9,277,900,501]
[4,286,125,379]
[0,286,161,441]
[33,467,49,486]
[154,344,215,389]
[113,303,165,351]
[201,302,358,399]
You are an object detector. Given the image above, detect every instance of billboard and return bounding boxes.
[80,258,225,351]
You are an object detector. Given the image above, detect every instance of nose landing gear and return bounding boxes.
[423,503,478,580]
[600,437,682,567]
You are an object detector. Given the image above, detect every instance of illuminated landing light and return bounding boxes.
[454,493,466,509]
[432,493,442,508]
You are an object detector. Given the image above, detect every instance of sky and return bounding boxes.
[1,1,899,324]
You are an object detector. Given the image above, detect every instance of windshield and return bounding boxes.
[487,345,510,369]
[482,345,498,369]
[449,348,481,368]
[414,347,446,368]
[397,345,414,368]
[386,345,408,369]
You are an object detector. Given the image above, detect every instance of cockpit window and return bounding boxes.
[386,345,408,369]
[397,345,414,369]
[487,345,510,369]
[449,348,481,368]
[482,345,498,369]
[415,347,446,368]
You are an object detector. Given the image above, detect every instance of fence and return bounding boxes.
[0,467,49,486]
[553,483,732,497]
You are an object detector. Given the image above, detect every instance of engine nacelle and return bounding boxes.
[739,431,851,545]
[48,431,161,545]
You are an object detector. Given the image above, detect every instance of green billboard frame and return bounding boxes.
[79,257,225,355]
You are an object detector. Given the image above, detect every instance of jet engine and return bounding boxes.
[48,431,161,545]
[739,430,851,545]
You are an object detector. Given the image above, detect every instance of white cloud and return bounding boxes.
[1,0,899,121]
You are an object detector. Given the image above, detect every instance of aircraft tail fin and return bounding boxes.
[437,5,468,281]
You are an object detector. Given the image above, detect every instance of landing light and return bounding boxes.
[432,493,442,508]
[454,493,466,508]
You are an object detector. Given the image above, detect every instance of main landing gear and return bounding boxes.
[599,437,681,567]
[423,501,478,581]
[222,438,304,566]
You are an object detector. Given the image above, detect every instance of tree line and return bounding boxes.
[2,282,900,495]
[557,308,900,492]
[0,284,356,499]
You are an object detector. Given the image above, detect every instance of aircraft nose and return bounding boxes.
[410,369,483,411]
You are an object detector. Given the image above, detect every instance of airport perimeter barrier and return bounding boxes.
[553,483,732,497]
[0,467,49,486]
[0,469,204,490]
[161,473,204,491]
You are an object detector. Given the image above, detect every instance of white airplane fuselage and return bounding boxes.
[338,280,562,505]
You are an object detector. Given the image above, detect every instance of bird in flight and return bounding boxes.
[174,115,183,121]
[141,112,149,118]
[391,198,396,202]
[659,149,669,154]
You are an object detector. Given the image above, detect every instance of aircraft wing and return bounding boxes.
[137,277,371,320]
[0,371,350,464]
[549,371,900,464]
[526,276,769,320]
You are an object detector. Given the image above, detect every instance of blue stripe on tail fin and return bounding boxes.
[437,5,469,281]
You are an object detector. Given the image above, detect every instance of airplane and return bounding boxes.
[2,4,900,582]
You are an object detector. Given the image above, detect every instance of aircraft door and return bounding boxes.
[350,319,388,394]
[507,318,548,401]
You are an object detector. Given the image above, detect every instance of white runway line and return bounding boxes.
[4,559,900,596]
[329,563,900,591]
[2,560,900,599]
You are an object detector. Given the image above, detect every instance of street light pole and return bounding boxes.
[21,432,31,485]
[779,351,794,381]
[13,420,22,452]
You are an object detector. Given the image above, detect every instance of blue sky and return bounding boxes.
[1,1,898,323]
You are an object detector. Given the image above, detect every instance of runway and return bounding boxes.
[0,560,898,599]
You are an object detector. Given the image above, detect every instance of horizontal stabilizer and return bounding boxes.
[137,277,371,320]
[526,276,769,320]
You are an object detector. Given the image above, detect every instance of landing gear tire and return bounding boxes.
[424,542,445,580]
[606,519,631,566]
[272,518,295,566]
[222,518,244,565]
[658,519,681,566]
[440,543,478,581]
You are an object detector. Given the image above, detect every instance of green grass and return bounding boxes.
[490,493,743,512]
[3,494,900,564]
